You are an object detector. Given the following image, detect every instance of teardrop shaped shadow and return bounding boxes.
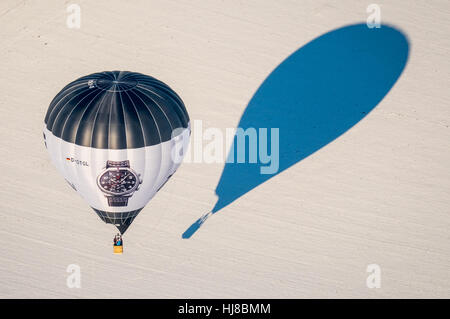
[183,23,409,239]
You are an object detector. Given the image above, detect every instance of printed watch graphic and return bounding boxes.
[97,160,142,207]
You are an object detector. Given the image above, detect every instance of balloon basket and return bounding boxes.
[113,245,123,254]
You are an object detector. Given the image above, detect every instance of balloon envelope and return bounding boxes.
[44,71,190,233]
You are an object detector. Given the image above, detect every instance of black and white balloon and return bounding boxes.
[44,71,190,233]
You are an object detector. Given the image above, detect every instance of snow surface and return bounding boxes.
[0,0,449,298]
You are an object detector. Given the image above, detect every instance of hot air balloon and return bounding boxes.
[43,71,190,251]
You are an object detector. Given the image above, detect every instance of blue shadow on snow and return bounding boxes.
[183,23,409,238]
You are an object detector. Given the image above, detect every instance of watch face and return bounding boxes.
[97,168,139,195]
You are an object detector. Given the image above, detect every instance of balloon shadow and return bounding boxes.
[183,23,409,239]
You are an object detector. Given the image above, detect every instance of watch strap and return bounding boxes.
[107,196,129,207]
[106,160,130,168]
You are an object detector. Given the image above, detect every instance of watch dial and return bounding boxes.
[99,168,137,194]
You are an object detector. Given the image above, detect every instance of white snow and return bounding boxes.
[0,0,449,298]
